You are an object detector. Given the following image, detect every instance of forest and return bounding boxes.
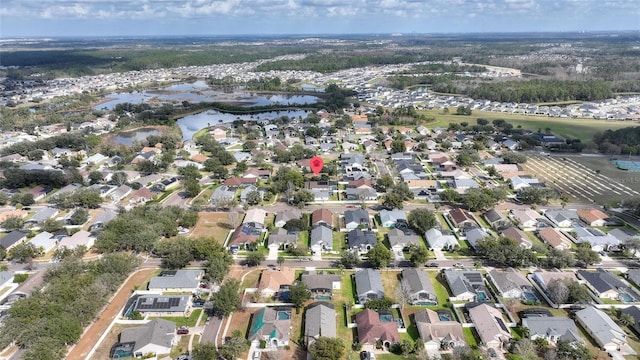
[593,126,640,154]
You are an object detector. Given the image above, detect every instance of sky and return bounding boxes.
[1,0,639,38]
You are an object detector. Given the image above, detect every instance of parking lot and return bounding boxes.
[524,155,640,204]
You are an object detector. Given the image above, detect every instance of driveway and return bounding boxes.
[266,246,279,261]
[432,248,446,260]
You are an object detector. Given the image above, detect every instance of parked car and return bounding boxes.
[177,326,189,335]
[453,263,464,268]
[252,350,261,360]
[427,262,438,267]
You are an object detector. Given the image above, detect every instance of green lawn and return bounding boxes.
[463,327,479,349]
[420,108,634,141]
[427,270,451,304]
[333,232,346,251]
[298,231,309,248]
[158,309,202,328]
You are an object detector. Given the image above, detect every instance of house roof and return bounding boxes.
[537,228,572,249]
[120,318,176,353]
[533,271,577,288]
[310,225,333,248]
[627,269,640,287]
[301,271,341,292]
[402,268,435,297]
[130,187,154,201]
[248,307,292,342]
[574,306,626,347]
[449,208,473,226]
[577,269,626,294]
[224,177,257,186]
[522,317,583,344]
[148,270,204,290]
[275,208,302,225]
[305,302,336,340]
[354,269,384,298]
[488,268,530,296]
[379,209,406,225]
[0,230,27,249]
[243,208,266,226]
[0,209,27,223]
[134,295,190,313]
[414,309,464,344]
[347,229,377,248]
[576,208,608,224]
[25,207,58,223]
[425,228,458,249]
[258,267,296,292]
[344,209,369,226]
[545,209,578,225]
[467,303,512,346]
[501,226,531,247]
[311,208,333,226]
[387,228,421,248]
[443,269,485,297]
[510,209,540,225]
[58,230,93,249]
[268,228,298,246]
[355,309,400,344]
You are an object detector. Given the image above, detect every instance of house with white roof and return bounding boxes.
[575,306,631,352]
[424,228,458,251]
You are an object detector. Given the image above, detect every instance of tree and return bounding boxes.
[407,244,429,267]
[340,251,361,269]
[502,151,527,164]
[245,190,262,205]
[574,243,600,266]
[391,140,406,153]
[382,193,404,210]
[407,208,437,234]
[305,126,323,138]
[546,278,569,304]
[20,193,35,206]
[391,182,414,200]
[245,251,265,267]
[205,253,233,285]
[395,279,412,312]
[289,281,311,309]
[439,188,459,203]
[555,339,590,360]
[546,248,575,269]
[291,189,314,208]
[8,242,43,263]
[486,166,499,178]
[476,237,537,267]
[518,187,556,205]
[69,208,89,226]
[367,243,392,269]
[277,255,285,268]
[183,178,201,198]
[88,170,103,185]
[513,338,537,360]
[155,237,195,269]
[620,312,635,326]
[308,337,345,360]
[192,343,218,360]
[212,279,241,316]
[375,174,394,192]
[218,330,249,360]
[1,216,24,231]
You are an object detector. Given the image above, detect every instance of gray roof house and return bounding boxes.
[354,269,385,303]
[344,209,370,229]
[487,268,532,299]
[148,270,205,292]
[118,318,177,357]
[627,269,640,287]
[268,228,298,250]
[522,317,583,345]
[544,209,579,228]
[577,269,628,300]
[0,230,28,251]
[465,227,490,250]
[347,229,377,253]
[621,306,640,336]
[442,269,487,302]
[0,271,13,287]
[301,271,341,295]
[402,268,437,305]
[425,228,458,251]
[210,185,236,204]
[483,209,509,229]
[304,302,336,348]
[29,231,56,253]
[310,225,333,252]
[345,187,377,201]
[574,306,630,352]
[240,185,264,204]
[274,208,302,228]
[24,207,59,227]
[379,209,407,227]
[387,228,421,253]
[89,209,118,232]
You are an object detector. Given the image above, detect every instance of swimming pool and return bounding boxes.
[380,314,394,322]
[316,295,332,300]
[438,313,453,321]
[620,292,635,303]
[277,311,291,320]
[523,292,538,303]
[477,291,489,302]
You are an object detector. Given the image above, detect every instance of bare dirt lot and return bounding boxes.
[190,212,233,243]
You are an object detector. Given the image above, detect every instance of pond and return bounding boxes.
[114,128,163,146]
[177,109,311,140]
[95,81,320,110]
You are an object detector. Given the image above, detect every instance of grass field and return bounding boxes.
[190,212,233,243]
[420,109,637,141]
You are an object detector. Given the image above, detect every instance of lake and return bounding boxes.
[114,128,163,146]
[96,81,320,110]
[177,109,311,140]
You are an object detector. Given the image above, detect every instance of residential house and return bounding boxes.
[258,267,296,297]
[248,307,292,348]
[117,318,177,358]
[626,269,640,288]
[425,228,458,251]
[27,185,52,201]
[402,268,437,305]
[274,208,302,228]
[210,185,236,205]
[487,268,532,299]
[148,270,205,293]
[345,187,377,201]
[500,226,532,249]
[577,269,627,300]
[465,227,490,250]
[509,176,542,190]
[378,209,407,228]
[576,208,609,227]
[0,271,13,288]
[544,209,579,228]
[29,231,56,253]
[0,230,28,251]
[467,303,512,351]
[442,269,487,302]
[243,208,267,229]
[522,317,583,345]
[240,185,264,204]
[347,229,377,253]
[344,209,370,229]
[311,208,333,227]
[537,228,572,250]
[354,269,385,303]
[301,271,341,297]
[23,207,59,228]
[532,271,578,291]
[58,230,95,250]
[132,295,191,317]
[224,177,257,187]
[414,309,465,352]
[111,184,133,202]
[620,306,640,335]
[311,189,331,202]
[310,225,333,253]
[243,168,271,179]
[509,209,541,230]
[574,306,629,352]
[572,226,619,252]
[304,302,336,348]
[355,309,400,347]
[228,224,260,250]
[388,228,421,253]
[448,208,476,230]
[268,228,298,250]
[89,209,118,232]
[129,187,154,205]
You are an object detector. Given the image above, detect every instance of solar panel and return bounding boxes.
[159,270,177,277]
[136,296,182,310]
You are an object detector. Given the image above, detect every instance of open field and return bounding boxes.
[421,109,638,141]
[523,154,640,205]
[190,212,233,242]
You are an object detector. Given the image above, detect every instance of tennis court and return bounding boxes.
[612,159,640,172]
